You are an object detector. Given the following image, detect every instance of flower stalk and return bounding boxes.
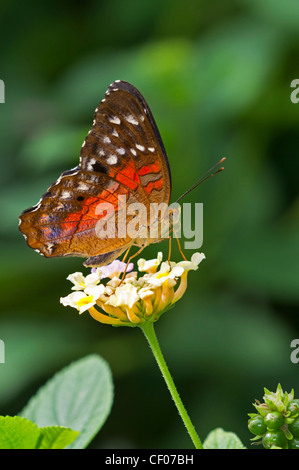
[140,321,203,449]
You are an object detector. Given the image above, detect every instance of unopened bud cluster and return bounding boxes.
[248,384,299,449]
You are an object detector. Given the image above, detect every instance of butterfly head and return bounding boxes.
[168,204,181,232]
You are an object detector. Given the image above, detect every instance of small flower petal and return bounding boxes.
[175,252,206,271]
[147,264,184,286]
[60,291,96,314]
[85,269,102,286]
[137,252,163,273]
[106,283,139,309]
[100,260,134,279]
[85,284,105,298]
[139,286,155,299]
[60,291,86,307]
[67,272,87,290]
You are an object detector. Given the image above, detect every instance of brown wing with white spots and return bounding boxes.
[80,80,171,206]
[19,167,137,264]
[19,80,172,267]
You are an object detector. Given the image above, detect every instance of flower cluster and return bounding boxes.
[60,252,205,326]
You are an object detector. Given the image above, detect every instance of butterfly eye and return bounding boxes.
[77,196,85,201]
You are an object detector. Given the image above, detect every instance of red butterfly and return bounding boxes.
[19,80,173,267]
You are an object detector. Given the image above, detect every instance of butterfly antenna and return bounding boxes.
[175,157,226,203]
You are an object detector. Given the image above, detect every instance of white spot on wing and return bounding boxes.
[106,155,118,165]
[87,157,97,170]
[103,136,111,144]
[47,243,55,254]
[109,116,121,125]
[130,148,137,156]
[136,144,145,152]
[116,148,126,155]
[125,114,139,125]
[61,191,72,199]
[148,147,155,153]
[78,182,89,191]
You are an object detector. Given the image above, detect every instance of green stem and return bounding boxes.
[140,321,203,449]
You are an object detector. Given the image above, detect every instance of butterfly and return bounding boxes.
[19,80,173,267]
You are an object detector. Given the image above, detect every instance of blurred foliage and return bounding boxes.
[0,0,299,449]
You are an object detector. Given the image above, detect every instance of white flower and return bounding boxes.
[61,252,206,326]
[85,283,106,298]
[66,272,86,290]
[146,262,184,287]
[175,252,206,271]
[106,283,139,309]
[138,286,155,299]
[137,252,163,273]
[60,283,105,314]
[67,270,102,291]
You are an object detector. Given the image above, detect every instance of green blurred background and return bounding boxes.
[1,0,299,449]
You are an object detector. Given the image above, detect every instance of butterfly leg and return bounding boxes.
[121,245,132,264]
[174,229,187,261]
[119,245,146,284]
[167,235,172,269]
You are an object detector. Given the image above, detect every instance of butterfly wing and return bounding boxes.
[81,80,171,207]
[19,80,172,266]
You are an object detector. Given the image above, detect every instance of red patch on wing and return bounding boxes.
[138,162,161,176]
[116,165,139,190]
[60,183,129,237]
[143,177,164,195]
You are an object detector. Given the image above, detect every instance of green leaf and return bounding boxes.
[20,354,114,449]
[203,428,246,449]
[0,416,79,449]
[38,426,80,449]
[0,416,40,449]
